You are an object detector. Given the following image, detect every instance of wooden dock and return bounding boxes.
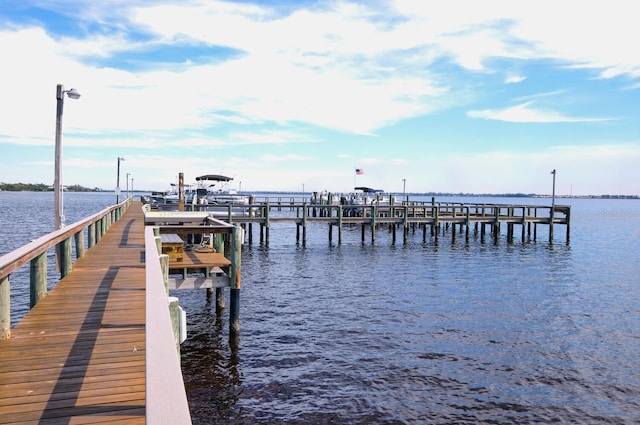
[163,199,571,245]
[0,201,194,424]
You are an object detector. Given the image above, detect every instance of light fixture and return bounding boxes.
[65,88,81,100]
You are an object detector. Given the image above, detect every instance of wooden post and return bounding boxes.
[229,226,242,337]
[338,206,343,245]
[493,206,500,242]
[549,206,555,242]
[452,221,456,240]
[433,205,439,241]
[1,275,10,340]
[75,231,85,258]
[178,172,185,212]
[227,204,233,225]
[264,202,270,246]
[88,223,96,248]
[521,207,526,241]
[302,203,307,246]
[214,234,225,314]
[260,223,264,244]
[371,205,376,243]
[391,223,397,244]
[565,207,571,242]
[154,235,162,256]
[168,296,181,355]
[465,207,470,241]
[248,200,256,245]
[159,254,169,295]
[59,237,72,278]
[30,252,47,308]
[100,216,106,240]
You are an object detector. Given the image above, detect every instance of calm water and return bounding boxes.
[1,191,639,424]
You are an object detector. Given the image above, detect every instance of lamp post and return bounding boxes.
[116,157,125,203]
[126,173,131,199]
[54,84,81,230]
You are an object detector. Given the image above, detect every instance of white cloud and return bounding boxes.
[467,101,612,123]
[504,74,525,84]
[3,0,639,142]
[2,0,640,195]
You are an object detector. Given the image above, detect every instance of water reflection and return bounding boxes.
[181,294,243,423]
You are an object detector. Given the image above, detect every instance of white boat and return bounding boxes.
[347,186,391,205]
[148,182,203,207]
[191,175,251,206]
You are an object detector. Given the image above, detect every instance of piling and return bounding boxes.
[0,276,9,339]
[229,226,242,336]
[29,252,47,308]
[214,233,226,314]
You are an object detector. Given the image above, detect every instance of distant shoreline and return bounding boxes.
[0,184,637,199]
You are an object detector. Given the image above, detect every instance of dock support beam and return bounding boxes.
[1,276,10,340]
[30,252,47,308]
[229,226,242,338]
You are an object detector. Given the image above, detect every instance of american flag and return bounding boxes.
[355,168,364,175]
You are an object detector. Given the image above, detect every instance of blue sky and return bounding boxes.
[1,0,639,195]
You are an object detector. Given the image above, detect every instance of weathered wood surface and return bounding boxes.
[0,204,147,424]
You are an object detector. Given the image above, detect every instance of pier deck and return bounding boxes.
[0,205,147,423]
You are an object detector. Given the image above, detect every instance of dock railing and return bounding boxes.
[145,226,192,424]
[0,198,132,340]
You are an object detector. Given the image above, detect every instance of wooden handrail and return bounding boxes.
[0,199,130,279]
[0,199,131,339]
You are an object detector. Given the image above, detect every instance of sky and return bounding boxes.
[1,0,639,196]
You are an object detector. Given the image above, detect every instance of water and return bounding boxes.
[1,192,639,424]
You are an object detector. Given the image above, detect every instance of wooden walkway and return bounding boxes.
[0,205,147,424]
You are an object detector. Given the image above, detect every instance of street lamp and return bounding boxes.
[126,173,131,199]
[116,157,125,203]
[54,84,81,230]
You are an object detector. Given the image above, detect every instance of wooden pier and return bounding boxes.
[0,201,222,424]
[176,199,571,246]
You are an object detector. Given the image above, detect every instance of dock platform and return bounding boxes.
[0,205,148,423]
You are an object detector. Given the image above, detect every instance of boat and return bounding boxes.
[146,182,204,207]
[347,187,391,205]
[192,175,250,206]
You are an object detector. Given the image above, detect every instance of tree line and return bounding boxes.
[0,183,102,192]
